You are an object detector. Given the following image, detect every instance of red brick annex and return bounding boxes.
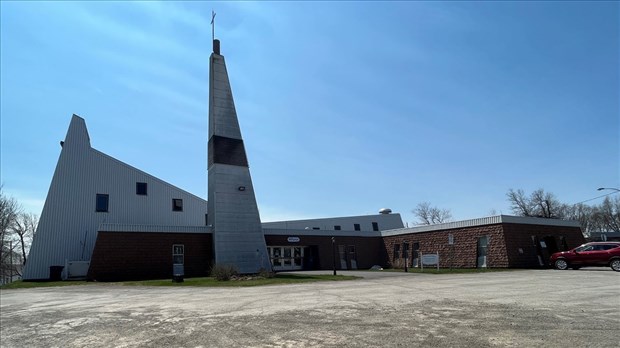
[87,215,584,281]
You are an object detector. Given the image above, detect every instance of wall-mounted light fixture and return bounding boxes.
[238,186,246,191]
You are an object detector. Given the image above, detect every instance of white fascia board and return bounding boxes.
[263,228,381,238]
[381,215,582,237]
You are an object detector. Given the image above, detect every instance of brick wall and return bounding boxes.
[502,223,585,268]
[264,235,383,270]
[383,225,506,268]
[88,232,213,281]
[382,223,585,269]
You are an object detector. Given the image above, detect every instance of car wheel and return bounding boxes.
[554,259,569,270]
[610,259,620,272]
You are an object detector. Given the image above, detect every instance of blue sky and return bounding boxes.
[1,1,618,225]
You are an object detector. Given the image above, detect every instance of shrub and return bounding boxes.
[258,268,274,279]
[211,264,238,281]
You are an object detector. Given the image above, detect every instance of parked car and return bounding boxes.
[550,242,620,272]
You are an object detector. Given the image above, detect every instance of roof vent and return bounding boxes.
[379,208,392,214]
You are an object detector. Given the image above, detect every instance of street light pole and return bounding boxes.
[597,187,620,193]
[332,237,337,276]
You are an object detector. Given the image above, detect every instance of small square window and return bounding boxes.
[334,225,341,231]
[96,194,109,212]
[172,199,183,212]
[354,223,361,231]
[372,222,379,231]
[136,182,147,195]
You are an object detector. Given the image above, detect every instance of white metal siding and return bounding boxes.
[23,116,208,279]
[262,213,405,232]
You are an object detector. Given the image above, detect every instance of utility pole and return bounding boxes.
[9,240,13,283]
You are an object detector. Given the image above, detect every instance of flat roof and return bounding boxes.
[381,215,581,237]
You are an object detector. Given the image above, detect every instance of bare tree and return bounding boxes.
[11,212,38,269]
[1,187,22,281]
[599,196,620,233]
[413,202,452,225]
[507,188,566,219]
[506,189,533,217]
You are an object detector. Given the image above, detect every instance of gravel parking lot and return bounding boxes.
[1,269,618,347]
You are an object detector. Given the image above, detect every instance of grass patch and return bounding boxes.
[1,274,359,289]
[375,268,520,274]
[119,274,360,287]
[0,280,92,290]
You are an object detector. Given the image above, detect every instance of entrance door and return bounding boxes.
[477,236,488,268]
[269,246,305,271]
[338,245,347,269]
[412,242,420,267]
[348,246,357,270]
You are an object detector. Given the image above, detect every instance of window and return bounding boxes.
[372,222,379,231]
[393,244,400,260]
[403,242,410,259]
[172,199,183,212]
[172,244,184,265]
[96,194,109,212]
[354,223,361,231]
[136,182,147,195]
[312,227,320,230]
[334,225,341,230]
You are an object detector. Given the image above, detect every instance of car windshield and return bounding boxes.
[574,244,594,252]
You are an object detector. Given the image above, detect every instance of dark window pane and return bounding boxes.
[208,135,249,167]
[172,199,183,212]
[136,182,147,195]
[372,222,379,231]
[334,225,341,230]
[354,224,361,231]
[96,194,109,212]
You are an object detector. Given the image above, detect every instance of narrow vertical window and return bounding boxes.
[172,244,184,265]
[372,222,379,231]
[136,182,147,195]
[354,223,361,231]
[393,244,400,260]
[96,194,109,212]
[172,198,183,212]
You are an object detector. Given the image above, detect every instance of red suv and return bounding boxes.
[550,242,620,272]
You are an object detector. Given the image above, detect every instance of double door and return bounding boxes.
[268,246,305,271]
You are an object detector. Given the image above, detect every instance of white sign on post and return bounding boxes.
[421,252,440,271]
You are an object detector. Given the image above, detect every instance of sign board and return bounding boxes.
[421,252,440,271]
[287,236,300,243]
[173,264,184,276]
[422,254,439,265]
[448,234,454,245]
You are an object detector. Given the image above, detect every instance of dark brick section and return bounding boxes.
[383,223,585,269]
[264,235,383,270]
[88,232,213,281]
[502,223,584,268]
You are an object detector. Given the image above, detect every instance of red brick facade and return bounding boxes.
[88,232,213,281]
[86,221,585,280]
[382,223,585,269]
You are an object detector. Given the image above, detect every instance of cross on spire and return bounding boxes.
[211,10,216,43]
